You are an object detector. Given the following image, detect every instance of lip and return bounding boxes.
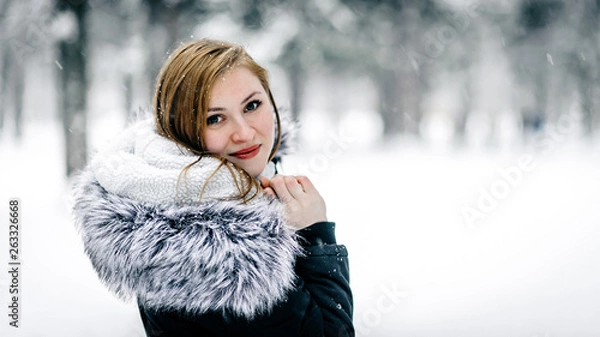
[230,144,261,160]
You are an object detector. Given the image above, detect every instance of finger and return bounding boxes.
[285,176,305,199]
[295,175,316,194]
[270,175,293,203]
[263,187,276,200]
[260,176,271,189]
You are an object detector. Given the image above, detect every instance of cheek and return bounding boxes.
[259,110,275,140]
[203,130,227,155]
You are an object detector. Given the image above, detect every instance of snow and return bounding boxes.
[1,118,599,337]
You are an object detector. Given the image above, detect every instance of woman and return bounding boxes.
[71,39,354,336]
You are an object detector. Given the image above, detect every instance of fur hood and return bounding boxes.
[71,115,300,319]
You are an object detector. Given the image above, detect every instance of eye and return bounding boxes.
[207,114,224,125]
[245,100,262,112]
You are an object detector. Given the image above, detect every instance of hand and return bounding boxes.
[260,175,327,231]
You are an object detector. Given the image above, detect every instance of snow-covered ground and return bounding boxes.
[1,117,599,337]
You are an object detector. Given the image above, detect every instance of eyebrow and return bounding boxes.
[207,91,261,112]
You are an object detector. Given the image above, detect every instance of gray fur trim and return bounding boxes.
[71,169,301,319]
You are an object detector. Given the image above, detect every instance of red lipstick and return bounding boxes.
[230,144,261,160]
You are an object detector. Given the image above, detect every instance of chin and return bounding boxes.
[247,166,265,178]
[236,162,265,178]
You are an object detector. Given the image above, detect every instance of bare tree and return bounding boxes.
[142,0,214,97]
[571,0,599,137]
[0,1,27,139]
[279,37,305,120]
[56,0,88,176]
[0,1,7,133]
[0,47,25,139]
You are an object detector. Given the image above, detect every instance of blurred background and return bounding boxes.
[1,0,599,336]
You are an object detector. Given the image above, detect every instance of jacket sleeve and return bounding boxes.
[295,221,354,337]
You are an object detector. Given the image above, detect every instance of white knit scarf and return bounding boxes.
[90,119,272,206]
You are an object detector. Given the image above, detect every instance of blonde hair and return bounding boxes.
[153,39,282,202]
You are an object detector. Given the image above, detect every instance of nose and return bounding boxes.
[231,117,255,143]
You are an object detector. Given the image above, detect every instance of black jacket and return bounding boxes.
[139,222,353,337]
[70,119,353,336]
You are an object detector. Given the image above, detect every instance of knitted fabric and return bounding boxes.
[90,118,256,206]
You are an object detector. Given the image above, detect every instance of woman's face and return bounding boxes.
[204,66,275,177]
